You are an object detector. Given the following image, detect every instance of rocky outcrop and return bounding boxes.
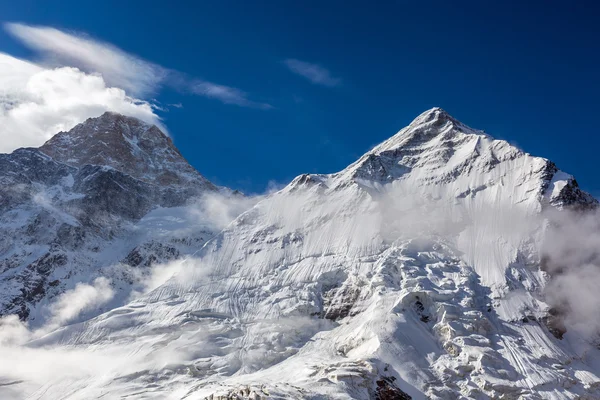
[39,112,216,190]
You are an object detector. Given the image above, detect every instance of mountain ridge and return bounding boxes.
[2,108,600,399]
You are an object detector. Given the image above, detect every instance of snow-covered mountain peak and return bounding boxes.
[373,107,475,152]
[347,107,505,179]
[405,106,457,126]
[39,112,214,188]
[313,108,594,211]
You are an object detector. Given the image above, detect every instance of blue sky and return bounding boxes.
[1,1,599,195]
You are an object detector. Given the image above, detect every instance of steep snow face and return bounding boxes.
[2,108,600,400]
[334,108,595,290]
[0,114,225,324]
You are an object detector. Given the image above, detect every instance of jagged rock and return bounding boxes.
[123,242,180,268]
[39,112,215,190]
[375,377,412,400]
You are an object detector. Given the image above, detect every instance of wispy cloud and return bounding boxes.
[4,22,271,109]
[5,22,166,97]
[0,22,272,152]
[191,81,273,109]
[283,59,341,87]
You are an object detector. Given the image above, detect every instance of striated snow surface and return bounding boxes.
[2,108,600,400]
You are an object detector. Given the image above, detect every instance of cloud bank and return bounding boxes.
[6,23,271,108]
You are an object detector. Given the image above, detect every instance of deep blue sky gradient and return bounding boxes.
[1,1,599,194]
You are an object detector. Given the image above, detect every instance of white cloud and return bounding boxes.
[0,52,42,92]
[283,59,341,87]
[0,315,31,347]
[5,22,272,109]
[45,277,114,330]
[5,22,166,97]
[0,54,162,153]
[0,315,144,400]
[191,191,263,231]
[540,209,600,340]
[0,23,272,153]
[191,81,273,109]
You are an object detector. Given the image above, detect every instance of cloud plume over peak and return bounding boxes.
[0,55,162,152]
[0,22,272,153]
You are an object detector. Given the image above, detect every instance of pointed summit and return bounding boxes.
[326,107,595,210]
[39,112,215,188]
[341,107,504,181]
[410,106,454,124]
[371,107,476,155]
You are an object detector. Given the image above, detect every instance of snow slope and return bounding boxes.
[2,108,600,399]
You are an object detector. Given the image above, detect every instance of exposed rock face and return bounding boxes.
[0,112,220,322]
[39,112,215,189]
[375,377,412,400]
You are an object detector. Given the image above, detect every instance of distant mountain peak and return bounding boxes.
[0,111,223,322]
[39,112,215,188]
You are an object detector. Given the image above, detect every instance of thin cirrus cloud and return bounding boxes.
[283,58,341,87]
[0,22,271,153]
[191,81,273,110]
